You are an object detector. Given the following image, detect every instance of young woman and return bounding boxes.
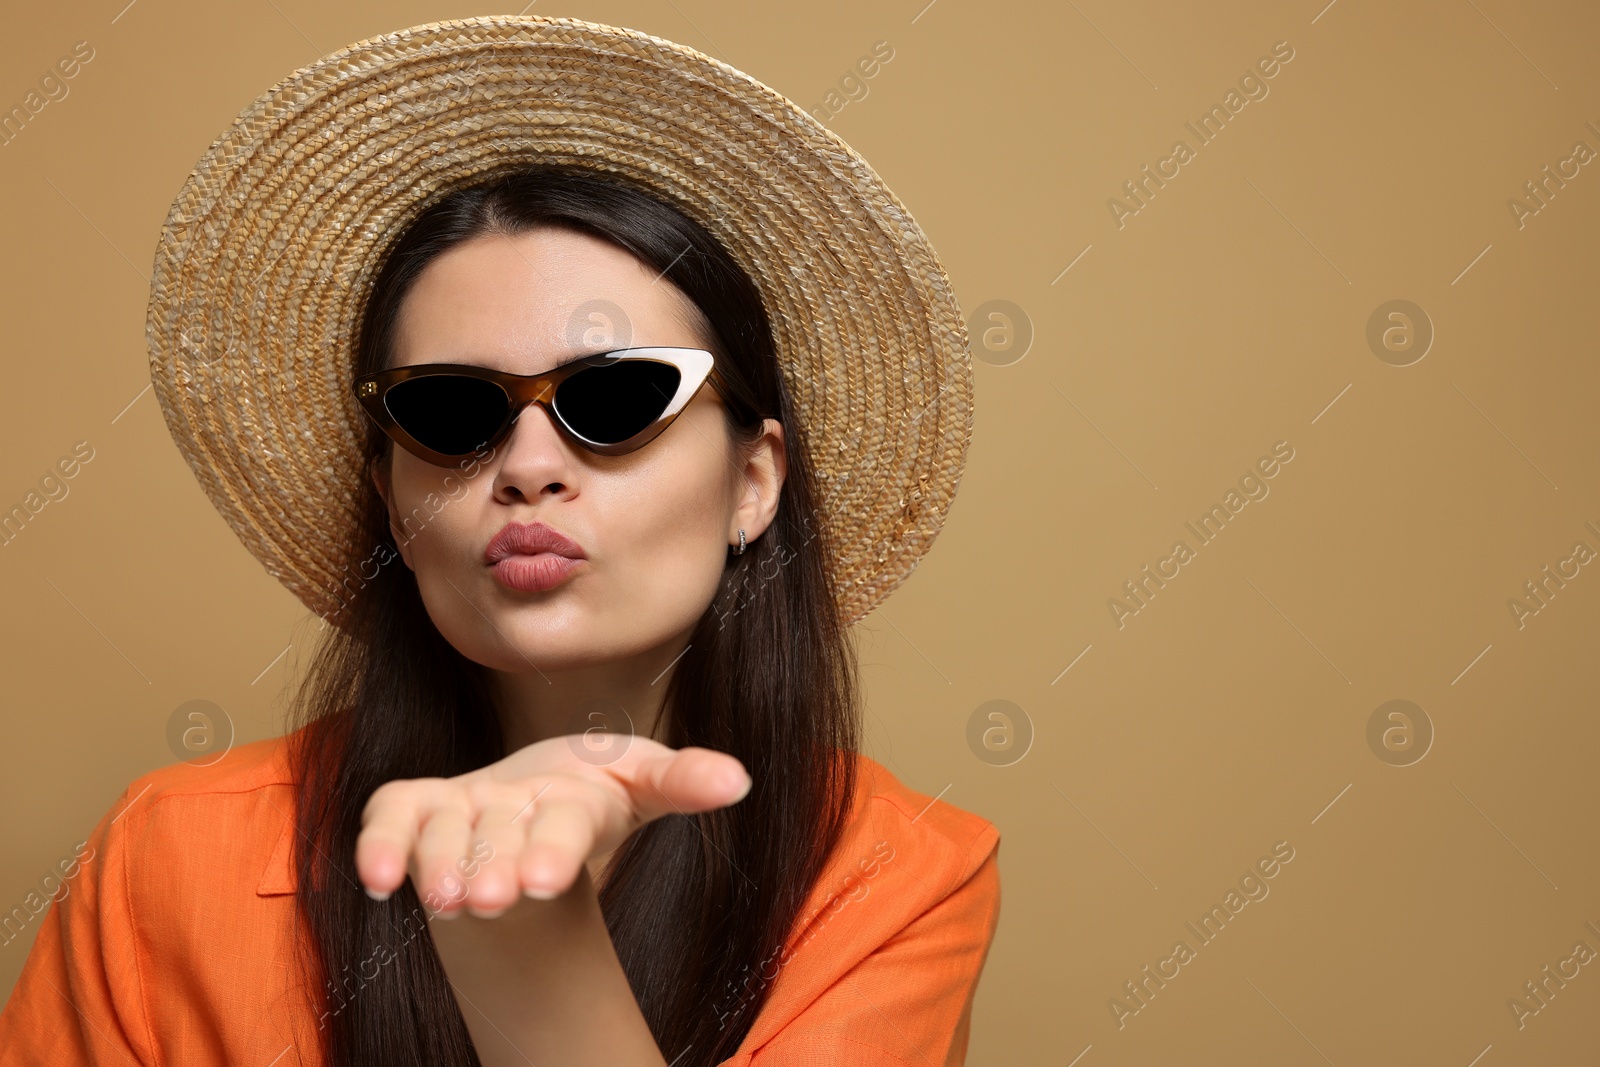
[0,17,998,1067]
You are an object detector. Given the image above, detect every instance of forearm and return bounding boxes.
[425,868,668,1067]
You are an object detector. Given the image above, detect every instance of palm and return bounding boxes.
[355,735,751,916]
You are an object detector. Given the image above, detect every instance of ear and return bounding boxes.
[369,454,415,571]
[729,419,786,550]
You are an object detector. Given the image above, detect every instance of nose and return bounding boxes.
[490,400,578,503]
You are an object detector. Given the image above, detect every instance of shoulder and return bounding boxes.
[793,748,992,966]
[729,752,1002,1055]
[0,732,312,1062]
[114,729,298,843]
[109,734,311,1022]
[108,729,304,897]
[817,749,1002,937]
[123,729,298,803]
[845,751,1001,888]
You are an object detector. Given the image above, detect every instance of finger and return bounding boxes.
[414,794,475,918]
[460,783,540,917]
[355,779,437,900]
[520,794,601,900]
[614,745,752,823]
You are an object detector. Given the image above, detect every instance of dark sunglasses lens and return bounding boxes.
[555,360,683,444]
[384,375,510,457]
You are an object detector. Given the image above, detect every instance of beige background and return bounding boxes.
[3,0,1598,1063]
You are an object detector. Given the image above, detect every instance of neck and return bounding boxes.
[487,642,685,756]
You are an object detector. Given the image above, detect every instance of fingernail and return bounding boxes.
[524,884,558,900]
[364,887,391,902]
[732,773,753,802]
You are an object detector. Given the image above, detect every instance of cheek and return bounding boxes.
[387,460,484,614]
[597,471,730,616]
[389,466,475,565]
[590,403,743,618]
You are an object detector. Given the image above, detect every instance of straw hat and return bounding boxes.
[146,14,973,629]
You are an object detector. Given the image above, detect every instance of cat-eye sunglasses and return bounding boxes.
[354,346,727,467]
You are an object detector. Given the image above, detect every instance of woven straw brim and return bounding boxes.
[146,14,973,629]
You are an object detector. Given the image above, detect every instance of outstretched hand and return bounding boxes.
[355,735,752,916]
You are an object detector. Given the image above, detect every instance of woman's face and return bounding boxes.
[371,225,784,684]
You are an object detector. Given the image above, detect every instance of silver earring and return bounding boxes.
[736,528,746,555]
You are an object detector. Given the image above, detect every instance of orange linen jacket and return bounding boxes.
[0,731,1001,1065]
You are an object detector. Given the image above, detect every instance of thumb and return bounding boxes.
[622,746,752,822]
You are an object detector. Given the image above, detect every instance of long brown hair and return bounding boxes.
[284,164,861,1065]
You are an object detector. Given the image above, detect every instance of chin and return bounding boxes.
[447,616,592,670]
